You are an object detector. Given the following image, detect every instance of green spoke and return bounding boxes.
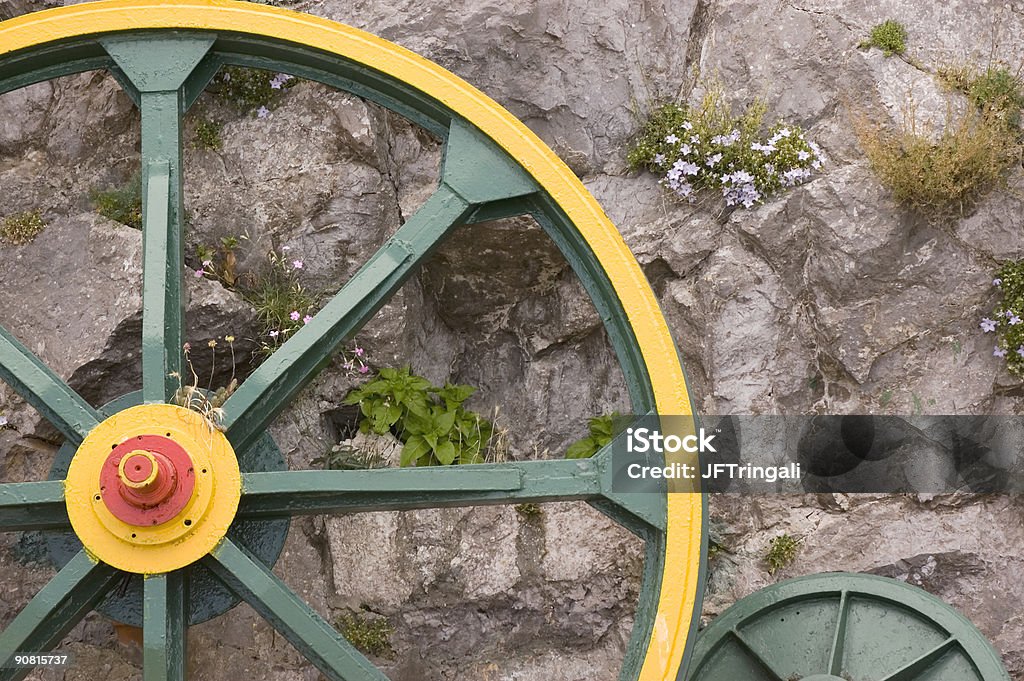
[238,433,666,532]
[877,638,958,681]
[204,538,386,681]
[0,481,67,532]
[143,572,188,681]
[0,550,119,680]
[0,325,99,445]
[221,183,474,453]
[238,460,594,516]
[101,37,215,403]
[729,630,787,681]
[140,157,182,403]
[828,591,850,675]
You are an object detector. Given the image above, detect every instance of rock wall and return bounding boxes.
[1,0,1023,679]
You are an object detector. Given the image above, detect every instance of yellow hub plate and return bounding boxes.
[64,404,241,574]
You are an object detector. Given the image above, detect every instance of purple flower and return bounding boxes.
[672,159,699,176]
[303,315,313,324]
[653,153,666,165]
[194,269,204,278]
[354,347,365,356]
[664,134,679,144]
[289,311,301,321]
[292,259,304,269]
[1016,345,1024,358]
[980,318,997,333]
[358,364,370,374]
[681,121,693,131]
[994,278,1002,287]
[256,106,270,119]
[995,346,1007,358]
[1010,315,1021,326]
[269,73,294,90]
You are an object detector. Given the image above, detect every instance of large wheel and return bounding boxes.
[687,573,1010,681]
[0,2,705,680]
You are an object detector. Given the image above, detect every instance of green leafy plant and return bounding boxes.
[90,173,142,229]
[0,211,46,245]
[344,367,493,466]
[856,105,1019,214]
[193,117,223,150]
[860,19,907,57]
[336,612,393,657]
[764,534,801,575]
[628,86,823,208]
[565,413,621,459]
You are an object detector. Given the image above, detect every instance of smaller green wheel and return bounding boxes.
[688,573,1009,681]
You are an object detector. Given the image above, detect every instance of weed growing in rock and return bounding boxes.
[171,338,240,431]
[0,211,46,245]
[245,247,318,353]
[209,66,296,116]
[761,532,798,569]
[344,367,494,466]
[629,87,824,208]
[981,261,1024,376]
[940,63,1024,129]
[764,534,801,574]
[193,117,223,150]
[194,239,368,369]
[857,105,1019,214]
[336,611,393,657]
[515,503,543,518]
[860,19,907,57]
[91,173,142,229]
[313,441,392,470]
[565,413,622,458]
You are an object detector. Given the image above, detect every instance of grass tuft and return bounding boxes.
[0,211,46,245]
[856,105,1019,215]
[90,173,142,229]
[861,19,908,57]
[336,612,394,657]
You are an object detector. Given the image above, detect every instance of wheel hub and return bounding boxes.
[64,404,241,574]
[101,435,195,525]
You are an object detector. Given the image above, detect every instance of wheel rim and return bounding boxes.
[0,2,705,680]
[687,573,1010,681]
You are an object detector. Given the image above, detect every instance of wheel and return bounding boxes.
[0,2,705,680]
[687,573,1010,681]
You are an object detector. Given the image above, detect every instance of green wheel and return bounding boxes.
[0,1,706,680]
[687,573,1010,681]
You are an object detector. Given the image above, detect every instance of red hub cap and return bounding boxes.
[100,435,196,526]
